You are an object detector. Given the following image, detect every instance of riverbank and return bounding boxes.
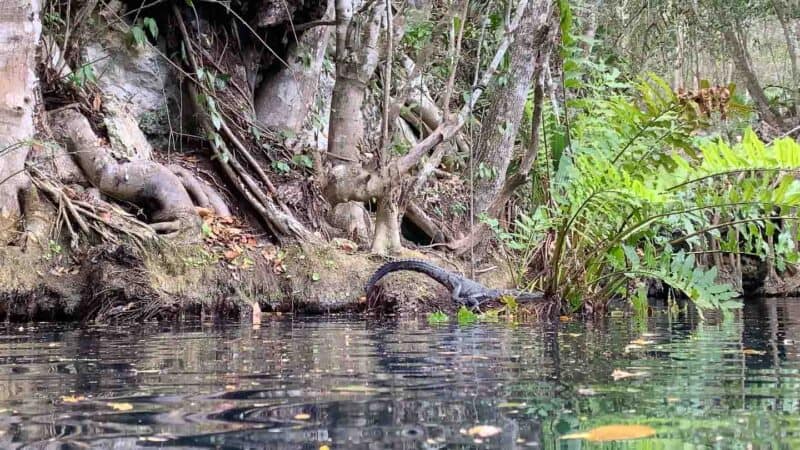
[0,240,516,323]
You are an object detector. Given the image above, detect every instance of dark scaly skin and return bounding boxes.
[365,259,545,309]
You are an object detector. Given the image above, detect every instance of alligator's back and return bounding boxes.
[365,260,453,293]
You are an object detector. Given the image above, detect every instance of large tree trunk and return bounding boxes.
[473,0,557,216]
[723,28,785,129]
[0,0,41,244]
[255,0,334,131]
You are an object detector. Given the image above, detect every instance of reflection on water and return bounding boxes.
[0,299,799,449]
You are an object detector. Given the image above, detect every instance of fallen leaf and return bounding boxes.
[294,413,311,420]
[61,395,85,403]
[630,338,655,345]
[319,445,330,450]
[331,385,379,393]
[224,249,242,261]
[196,207,214,217]
[742,349,766,355]
[497,402,527,408]
[467,425,502,438]
[611,369,649,381]
[107,402,133,411]
[560,424,656,442]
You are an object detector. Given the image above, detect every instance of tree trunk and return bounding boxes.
[255,0,334,131]
[326,0,385,162]
[473,0,557,216]
[772,0,799,116]
[723,28,785,129]
[0,0,41,244]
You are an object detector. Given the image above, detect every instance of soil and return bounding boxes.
[0,239,520,323]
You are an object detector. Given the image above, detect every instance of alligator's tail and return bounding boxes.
[365,259,451,294]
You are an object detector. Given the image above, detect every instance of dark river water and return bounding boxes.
[1,299,799,449]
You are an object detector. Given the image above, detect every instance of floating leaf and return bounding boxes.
[742,349,766,355]
[611,369,649,380]
[331,385,379,393]
[560,424,656,442]
[61,395,86,403]
[108,402,133,411]
[467,425,502,438]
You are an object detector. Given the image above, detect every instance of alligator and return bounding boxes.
[365,259,545,309]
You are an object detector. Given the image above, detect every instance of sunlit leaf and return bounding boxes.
[560,424,656,442]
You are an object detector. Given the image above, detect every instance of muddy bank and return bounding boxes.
[0,241,515,323]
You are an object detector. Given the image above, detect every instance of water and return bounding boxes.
[0,300,799,449]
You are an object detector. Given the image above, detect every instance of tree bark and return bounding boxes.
[255,0,334,131]
[473,0,557,216]
[326,0,385,162]
[0,0,41,244]
[772,0,799,116]
[723,27,785,129]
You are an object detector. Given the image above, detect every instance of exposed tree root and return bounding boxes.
[49,109,200,237]
[169,164,231,217]
[172,4,316,244]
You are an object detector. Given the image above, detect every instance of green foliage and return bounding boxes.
[456,306,478,325]
[129,17,158,48]
[67,64,97,88]
[427,311,449,324]
[494,68,800,316]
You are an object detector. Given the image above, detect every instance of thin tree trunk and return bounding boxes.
[473,0,557,216]
[0,0,41,244]
[723,28,785,128]
[772,0,799,116]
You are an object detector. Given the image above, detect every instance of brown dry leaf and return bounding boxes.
[560,424,656,442]
[196,207,214,217]
[611,369,649,381]
[61,395,86,403]
[223,249,242,261]
[467,425,502,438]
[107,402,134,411]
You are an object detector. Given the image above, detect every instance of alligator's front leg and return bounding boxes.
[450,281,463,304]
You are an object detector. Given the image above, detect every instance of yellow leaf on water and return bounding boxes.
[560,424,656,442]
[611,369,649,381]
[107,402,133,411]
[742,349,766,355]
[60,395,86,403]
[319,445,330,450]
[467,425,502,438]
[294,413,311,420]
